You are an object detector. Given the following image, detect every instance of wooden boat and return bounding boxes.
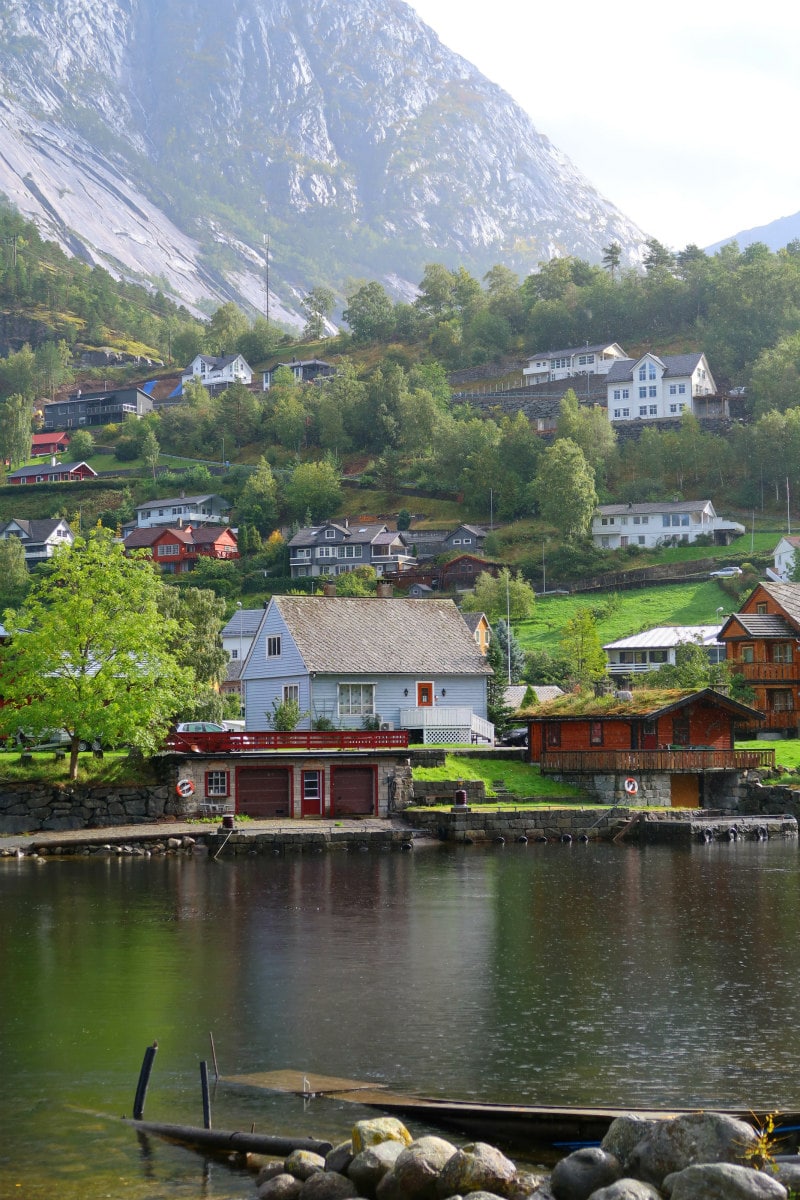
[223,1070,800,1156]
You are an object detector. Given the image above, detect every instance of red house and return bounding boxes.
[31,432,70,457]
[522,687,770,807]
[718,582,800,735]
[124,524,239,573]
[8,460,96,485]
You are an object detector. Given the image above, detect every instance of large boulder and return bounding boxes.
[505,1170,549,1199]
[601,1117,661,1172]
[435,1142,518,1199]
[352,1118,413,1154]
[774,1163,800,1193]
[258,1173,305,1200]
[589,1182,662,1200]
[326,1143,355,1175]
[376,1136,459,1200]
[663,1162,787,1199]
[285,1150,327,1180]
[348,1139,406,1197]
[297,1171,358,1200]
[549,1147,622,1200]
[628,1112,758,1187]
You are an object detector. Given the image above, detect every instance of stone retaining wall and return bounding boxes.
[0,781,187,834]
[411,780,487,805]
[407,806,626,843]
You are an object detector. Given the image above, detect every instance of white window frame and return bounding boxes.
[338,683,376,717]
[283,684,299,704]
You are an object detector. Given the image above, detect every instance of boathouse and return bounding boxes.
[521,687,772,807]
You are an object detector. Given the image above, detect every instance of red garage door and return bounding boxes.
[237,768,292,818]
[332,767,375,816]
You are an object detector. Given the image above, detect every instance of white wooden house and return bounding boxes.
[523,342,627,383]
[606,352,717,423]
[241,595,493,743]
[181,354,253,390]
[592,500,744,549]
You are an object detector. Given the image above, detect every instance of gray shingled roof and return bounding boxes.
[606,353,704,385]
[271,596,492,675]
[134,494,228,512]
[288,522,387,548]
[597,500,713,517]
[222,608,265,638]
[731,613,796,638]
[528,343,623,361]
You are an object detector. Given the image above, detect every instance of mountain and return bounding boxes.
[0,0,648,323]
[706,211,800,255]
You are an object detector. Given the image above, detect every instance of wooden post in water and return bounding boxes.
[209,1031,220,1081]
[200,1060,211,1130]
[133,1041,158,1121]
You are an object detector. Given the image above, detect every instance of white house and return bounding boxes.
[134,494,231,529]
[181,354,253,390]
[606,352,716,423]
[768,536,800,583]
[0,518,74,566]
[592,500,745,549]
[603,626,726,676]
[241,594,493,743]
[523,342,628,384]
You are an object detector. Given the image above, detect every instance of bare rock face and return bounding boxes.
[435,1141,518,1199]
[549,1147,622,1200]
[375,1136,459,1200]
[0,0,647,318]
[627,1113,758,1188]
[662,1162,788,1199]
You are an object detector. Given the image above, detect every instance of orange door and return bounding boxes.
[671,775,700,808]
[417,681,434,706]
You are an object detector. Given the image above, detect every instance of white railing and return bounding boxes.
[400,707,494,743]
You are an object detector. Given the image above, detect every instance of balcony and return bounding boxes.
[165,730,410,754]
[729,661,797,682]
[538,748,775,774]
[400,706,494,744]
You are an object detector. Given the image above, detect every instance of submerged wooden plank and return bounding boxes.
[225,1069,389,1095]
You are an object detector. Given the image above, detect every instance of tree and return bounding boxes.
[532,439,597,541]
[284,459,342,522]
[158,586,229,721]
[655,639,729,689]
[343,281,395,343]
[601,242,622,281]
[0,393,31,467]
[485,635,514,736]
[141,428,160,480]
[68,428,95,461]
[462,568,536,622]
[0,529,195,779]
[301,286,335,340]
[207,302,249,355]
[558,609,607,686]
[236,456,278,533]
[267,696,306,731]
[331,566,377,596]
[555,391,616,473]
[0,535,30,611]
[643,238,675,276]
[34,340,73,401]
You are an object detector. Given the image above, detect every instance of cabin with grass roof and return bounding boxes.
[520,687,771,807]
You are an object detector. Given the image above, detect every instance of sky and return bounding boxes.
[410,0,799,250]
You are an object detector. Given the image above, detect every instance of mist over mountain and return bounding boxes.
[0,0,648,322]
[707,211,800,256]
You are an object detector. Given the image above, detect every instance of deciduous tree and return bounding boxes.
[0,529,195,778]
[532,439,597,541]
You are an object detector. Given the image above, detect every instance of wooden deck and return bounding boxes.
[538,748,775,774]
[165,730,410,754]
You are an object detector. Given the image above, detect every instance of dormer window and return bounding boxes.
[325,528,336,539]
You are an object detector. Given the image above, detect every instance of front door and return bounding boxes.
[301,770,323,817]
[641,719,658,750]
[417,681,434,707]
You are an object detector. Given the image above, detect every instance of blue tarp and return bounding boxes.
[140,380,158,395]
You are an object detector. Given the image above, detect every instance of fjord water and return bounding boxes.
[2,841,799,1198]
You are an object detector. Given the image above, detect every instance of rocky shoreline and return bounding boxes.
[250,1112,797,1200]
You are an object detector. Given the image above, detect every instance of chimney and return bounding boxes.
[377,582,393,599]
[51,456,57,466]
[323,582,337,598]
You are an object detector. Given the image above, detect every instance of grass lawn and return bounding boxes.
[738,738,800,773]
[516,580,734,654]
[0,749,160,785]
[412,754,582,799]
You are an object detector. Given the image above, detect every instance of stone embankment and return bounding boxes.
[0,781,186,835]
[247,1111,795,1200]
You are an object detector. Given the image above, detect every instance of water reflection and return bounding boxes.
[1,841,799,1198]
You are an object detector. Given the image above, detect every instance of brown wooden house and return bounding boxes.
[522,687,770,807]
[719,582,800,735]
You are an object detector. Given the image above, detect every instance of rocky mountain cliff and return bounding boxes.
[0,0,647,323]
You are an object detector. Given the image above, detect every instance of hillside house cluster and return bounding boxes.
[591,500,744,549]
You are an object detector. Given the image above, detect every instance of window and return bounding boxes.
[267,636,281,657]
[613,389,621,400]
[545,723,561,747]
[619,517,628,526]
[452,538,461,545]
[325,528,336,539]
[771,690,794,712]
[316,546,336,558]
[205,770,229,798]
[649,363,657,380]
[638,536,645,545]
[338,544,362,559]
[639,388,647,400]
[670,404,678,414]
[621,407,629,417]
[338,683,375,716]
[669,384,677,396]
[283,684,299,704]
[590,720,603,745]
[650,650,668,663]
[231,649,238,659]
[756,602,768,614]
[639,406,647,416]
[621,388,629,399]
[613,409,621,418]
[462,537,472,544]
[678,384,686,394]
[649,405,658,415]
[741,644,754,663]
[294,547,312,559]
[672,716,690,746]
[157,543,180,556]
[302,770,322,801]
[649,387,657,398]
[773,643,794,663]
[638,365,647,381]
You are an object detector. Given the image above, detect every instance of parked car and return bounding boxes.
[500,727,528,747]
[709,566,743,578]
[175,721,226,734]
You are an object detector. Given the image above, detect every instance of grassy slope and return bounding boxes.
[515,580,734,654]
[412,755,582,799]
